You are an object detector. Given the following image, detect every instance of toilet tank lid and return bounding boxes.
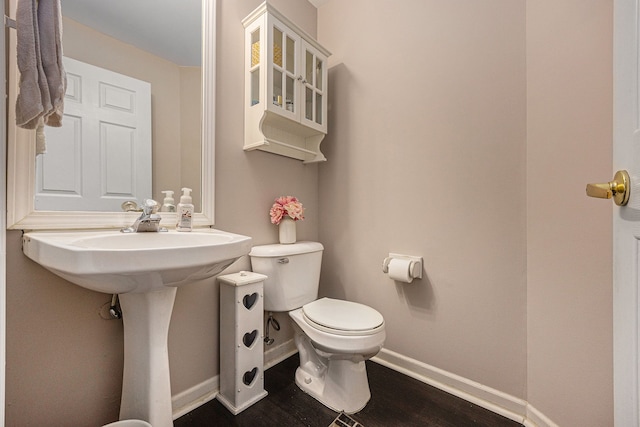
[249,241,324,257]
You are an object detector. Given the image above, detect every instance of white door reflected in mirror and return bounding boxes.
[37,58,152,212]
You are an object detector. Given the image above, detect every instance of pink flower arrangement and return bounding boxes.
[270,196,304,225]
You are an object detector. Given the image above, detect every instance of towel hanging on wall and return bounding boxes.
[15,0,66,154]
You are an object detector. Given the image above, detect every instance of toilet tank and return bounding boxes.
[249,241,323,311]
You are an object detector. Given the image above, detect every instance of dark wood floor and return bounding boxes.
[175,354,523,427]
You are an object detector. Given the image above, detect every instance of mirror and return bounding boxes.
[7,0,216,229]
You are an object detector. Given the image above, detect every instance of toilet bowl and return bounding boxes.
[249,242,386,413]
[103,420,152,427]
[290,297,385,413]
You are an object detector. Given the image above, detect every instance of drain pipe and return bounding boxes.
[109,294,122,319]
[264,312,280,345]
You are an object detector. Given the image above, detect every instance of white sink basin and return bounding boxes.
[22,227,253,427]
[22,228,252,294]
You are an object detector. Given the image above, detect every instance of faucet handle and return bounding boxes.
[141,199,159,215]
[121,201,141,212]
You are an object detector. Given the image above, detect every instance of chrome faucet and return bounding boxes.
[121,199,167,233]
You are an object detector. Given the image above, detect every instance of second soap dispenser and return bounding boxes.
[160,190,176,212]
[176,187,194,231]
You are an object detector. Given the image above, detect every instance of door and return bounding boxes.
[614,0,640,424]
[35,57,152,211]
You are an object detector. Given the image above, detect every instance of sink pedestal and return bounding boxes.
[119,287,177,427]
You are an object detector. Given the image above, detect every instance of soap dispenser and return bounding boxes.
[176,187,194,231]
[160,190,176,212]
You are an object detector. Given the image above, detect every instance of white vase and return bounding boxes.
[279,217,296,244]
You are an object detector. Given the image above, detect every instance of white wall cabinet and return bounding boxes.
[242,2,331,163]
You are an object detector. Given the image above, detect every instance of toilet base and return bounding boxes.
[103,420,152,427]
[295,357,371,414]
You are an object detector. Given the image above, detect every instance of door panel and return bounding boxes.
[35,57,152,211]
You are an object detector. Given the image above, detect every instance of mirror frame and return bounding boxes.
[7,0,216,230]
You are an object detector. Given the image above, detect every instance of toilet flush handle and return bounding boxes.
[278,258,289,264]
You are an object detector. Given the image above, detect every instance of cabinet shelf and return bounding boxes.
[243,2,331,163]
[244,110,326,163]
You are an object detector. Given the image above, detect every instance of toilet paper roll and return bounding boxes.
[388,258,414,283]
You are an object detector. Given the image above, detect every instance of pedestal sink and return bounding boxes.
[22,228,252,427]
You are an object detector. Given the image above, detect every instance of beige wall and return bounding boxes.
[4,0,614,426]
[180,67,203,212]
[526,0,613,425]
[317,0,613,425]
[317,0,527,398]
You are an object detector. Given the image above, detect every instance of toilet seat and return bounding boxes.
[302,298,384,336]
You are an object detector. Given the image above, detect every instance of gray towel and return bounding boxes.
[15,0,50,130]
[15,0,66,154]
[38,0,66,127]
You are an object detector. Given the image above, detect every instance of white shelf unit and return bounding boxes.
[217,272,268,415]
[242,2,331,163]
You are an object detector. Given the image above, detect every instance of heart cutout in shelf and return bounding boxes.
[243,330,258,348]
[243,367,259,386]
[243,292,259,310]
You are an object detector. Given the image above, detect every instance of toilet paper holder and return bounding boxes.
[382,253,423,280]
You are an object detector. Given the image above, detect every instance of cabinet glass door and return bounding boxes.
[249,28,260,107]
[301,41,327,132]
[270,20,298,119]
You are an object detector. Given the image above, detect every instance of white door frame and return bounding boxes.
[1,0,8,425]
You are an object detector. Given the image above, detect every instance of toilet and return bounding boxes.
[103,420,151,427]
[249,241,386,414]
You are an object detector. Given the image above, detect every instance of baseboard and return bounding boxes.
[264,338,298,370]
[372,348,556,427]
[171,343,558,427]
[524,403,559,427]
[172,376,219,420]
[171,339,297,419]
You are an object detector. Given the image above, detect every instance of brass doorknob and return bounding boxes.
[586,170,630,206]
